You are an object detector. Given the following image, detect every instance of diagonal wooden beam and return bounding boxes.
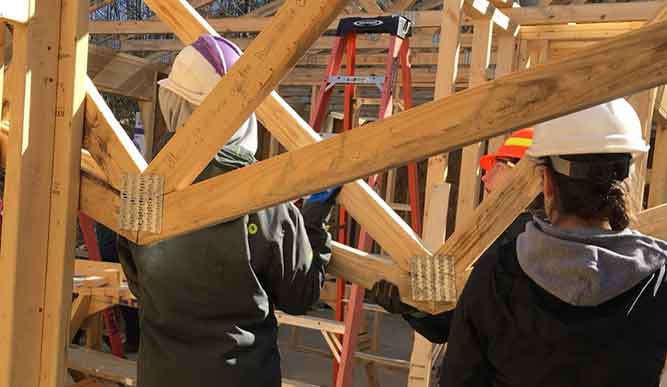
[84,78,147,190]
[328,242,450,313]
[143,0,348,194]
[142,20,667,247]
[388,0,418,11]
[142,0,432,269]
[355,0,384,12]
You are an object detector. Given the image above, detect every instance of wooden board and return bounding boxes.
[455,17,493,230]
[141,21,667,246]
[39,0,89,385]
[84,77,147,190]
[144,0,349,194]
[0,1,63,385]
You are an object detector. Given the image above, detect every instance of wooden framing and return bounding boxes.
[0,0,88,386]
[2,2,667,385]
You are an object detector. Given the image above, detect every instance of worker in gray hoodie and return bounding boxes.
[117,35,336,387]
[442,99,667,387]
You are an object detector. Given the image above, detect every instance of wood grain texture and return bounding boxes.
[0,0,62,384]
[145,21,667,246]
[84,78,147,191]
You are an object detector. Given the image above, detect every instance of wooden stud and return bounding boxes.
[422,0,465,251]
[0,0,63,385]
[144,0,349,194]
[455,16,493,229]
[39,0,90,384]
[84,78,147,191]
[648,118,667,207]
[486,33,516,154]
[143,21,667,246]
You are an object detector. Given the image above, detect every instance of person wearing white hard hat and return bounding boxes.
[440,99,667,387]
[117,35,338,387]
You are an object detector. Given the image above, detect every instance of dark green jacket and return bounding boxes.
[118,145,332,387]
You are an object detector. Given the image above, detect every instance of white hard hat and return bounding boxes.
[526,99,649,158]
[158,36,242,106]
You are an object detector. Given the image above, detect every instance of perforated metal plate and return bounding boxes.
[410,255,455,302]
[119,174,164,233]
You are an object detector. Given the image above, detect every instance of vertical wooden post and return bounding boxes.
[627,89,658,209]
[409,0,464,384]
[487,34,516,154]
[455,16,493,229]
[140,72,159,160]
[649,109,667,207]
[40,0,89,384]
[0,0,87,385]
[0,0,62,385]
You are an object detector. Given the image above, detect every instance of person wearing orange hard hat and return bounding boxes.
[369,129,539,380]
[480,128,534,194]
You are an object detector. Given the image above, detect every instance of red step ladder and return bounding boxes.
[78,213,126,358]
[308,15,421,387]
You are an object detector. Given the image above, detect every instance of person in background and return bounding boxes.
[370,128,536,344]
[442,99,667,387]
[117,35,336,387]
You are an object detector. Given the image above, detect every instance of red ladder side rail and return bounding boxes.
[399,39,423,236]
[78,213,125,358]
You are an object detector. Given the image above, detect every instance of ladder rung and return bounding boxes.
[328,75,385,85]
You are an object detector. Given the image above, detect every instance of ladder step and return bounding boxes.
[328,75,385,85]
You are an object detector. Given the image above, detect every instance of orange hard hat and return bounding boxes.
[480,128,534,171]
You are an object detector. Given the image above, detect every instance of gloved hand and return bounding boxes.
[370,279,417,315]
[301,186,341,225]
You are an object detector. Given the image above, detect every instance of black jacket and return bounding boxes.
[118,146,332,387]
[403,213,533,343]
[441,237,667,387]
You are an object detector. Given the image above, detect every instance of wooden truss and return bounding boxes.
[1,1,667,385]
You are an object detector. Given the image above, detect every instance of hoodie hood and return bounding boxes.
[158,87,258,156]
[517,217,667,306]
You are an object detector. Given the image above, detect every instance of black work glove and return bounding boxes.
[370,279,417,315]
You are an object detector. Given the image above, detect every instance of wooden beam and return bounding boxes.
[88,45,158,101]
[463,0,518,36]
[506,2,665,26]
[486,34,516,154]
[89,4,663,36]
[0,0,63,384]
[83,78,147,190]
[117,29,476,52]
[422,0,465,251]
[134,0,433,274]
[39,0,89,384]
[455,16,493,230]
[519,21,644,41]
[0,0,29,23]
[144,0,348,194]
[328,243,449,313]
[635,204,667,241]
[437,159,541,303]
[388,0,418,11]
[356,0,384,13]
[142,20,667,246]
[70,296,92,339]
[648,118,667,207]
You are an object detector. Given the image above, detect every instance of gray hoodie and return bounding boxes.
[517,217,667,306]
